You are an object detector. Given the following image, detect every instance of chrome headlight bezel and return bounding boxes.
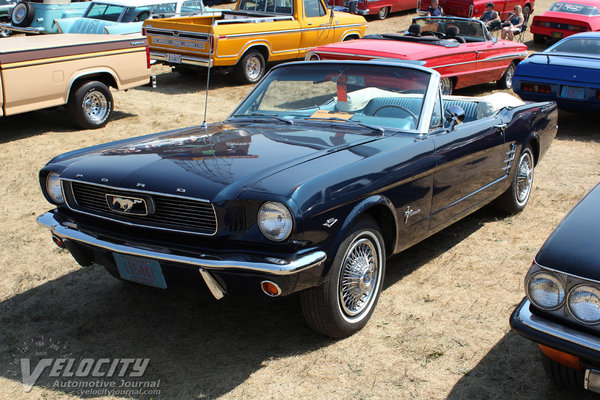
[257,201,293,242]
[45,172,64,204]
[526,270,566,311]
[567,284,600,325]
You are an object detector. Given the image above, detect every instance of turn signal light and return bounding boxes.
[52,235,65,249]
[539,344,582,371]
[261,281,282,297]
[521,83,551,94]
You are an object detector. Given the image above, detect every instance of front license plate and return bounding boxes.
[167,53,181,64]
[114,253,167,289]
[560,85,585,100]
[551,31,563,39]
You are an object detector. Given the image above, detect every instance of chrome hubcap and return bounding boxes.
[378,8,387,18]
[339,236,379,317]
[440,78,452,95]
[83,90,108,124]
[246,56,261,81]
[14,7,26,23]
[516,151,533,205]
[506,65,514,89]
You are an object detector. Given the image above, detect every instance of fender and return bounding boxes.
[323,194,398,275]
[66,68,120,99]
[339,29,363,42]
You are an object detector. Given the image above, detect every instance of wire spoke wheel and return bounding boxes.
[83,90,109,125]
[339,234,381,318]
[516,149,533,205]
[440,77,453,95]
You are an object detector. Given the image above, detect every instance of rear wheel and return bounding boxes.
[497,61,516,90]
[495,145,534,214]
[440,77,453,95]
[235,50,265,84]
[300,216,385,338]
[542,354,585,389]
[67,81,113,129]
[533,34,545,44]
[377,7,389,19]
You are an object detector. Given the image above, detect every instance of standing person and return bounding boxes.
[480,3,501,31]
[427,0,444,16]
[501,5,525,40]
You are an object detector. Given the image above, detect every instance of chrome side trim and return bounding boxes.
[0,23,43,33]
[37,211,327,276]
[434,173,508,212]
[514,299,600,352]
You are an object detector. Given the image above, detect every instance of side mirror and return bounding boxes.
[445,105,465,130]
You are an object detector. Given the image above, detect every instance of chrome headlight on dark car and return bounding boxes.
[45,172,64,204]
[526,271,565,310]
[568,285,600,324]
[258,201,293,242]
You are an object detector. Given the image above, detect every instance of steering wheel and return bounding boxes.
[422,31,444,38]
[372,104,418,123]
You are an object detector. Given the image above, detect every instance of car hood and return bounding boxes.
[55,121,386,203]
[516,53,600,84]
[536,183,600,279]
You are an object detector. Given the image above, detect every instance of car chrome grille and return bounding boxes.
[63,180,217,235]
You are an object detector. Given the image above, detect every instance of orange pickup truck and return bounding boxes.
[143,0,367,83]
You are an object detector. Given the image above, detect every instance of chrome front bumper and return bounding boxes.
[37,211,327,298]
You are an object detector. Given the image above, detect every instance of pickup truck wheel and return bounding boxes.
[68,81,113,129]
[495,145,534,214]
[377,7,389,19]
[235,50,265,84]
[300,216,385,338]
[11,1,34,27]
[497,61,515,90]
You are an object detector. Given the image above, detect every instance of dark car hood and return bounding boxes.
[56,122,384,203]
[536,183,600,279]
[516,53,600,84]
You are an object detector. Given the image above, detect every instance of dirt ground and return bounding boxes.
[1,1,600,399]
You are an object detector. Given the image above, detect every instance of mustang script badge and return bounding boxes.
[105,194,149,215]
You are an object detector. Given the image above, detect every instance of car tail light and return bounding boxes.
[521,83,551,94]
[568,25,588,32]
[146,46,151,69]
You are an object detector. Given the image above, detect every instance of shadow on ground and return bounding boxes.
[448,330,600,399]
[0,207,499,398]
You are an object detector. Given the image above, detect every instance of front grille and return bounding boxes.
[64,180,217,235]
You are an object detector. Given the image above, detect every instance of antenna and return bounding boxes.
[201,11,216,129]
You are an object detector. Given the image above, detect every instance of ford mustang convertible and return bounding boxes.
[37,60,557,338]
[306,17,528,95]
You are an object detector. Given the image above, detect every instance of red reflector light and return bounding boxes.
[145,46,151,69]
[521,83,551,94]
[260,281,282,297]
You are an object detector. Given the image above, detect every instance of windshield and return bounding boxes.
[548,37,600,54]
[548,2,600,15]
[414,17,487,42]
[232,63,432,132]
[85,3,177,22]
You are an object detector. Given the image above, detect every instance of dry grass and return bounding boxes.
[1,3,600,399]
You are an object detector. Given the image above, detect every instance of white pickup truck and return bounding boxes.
[0,33,154,129]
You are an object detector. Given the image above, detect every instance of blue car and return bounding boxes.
[513,32,600,111]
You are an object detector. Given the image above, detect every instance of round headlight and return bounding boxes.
[568,285,600,324]
[527,272,565,310]
[258,201,293,242]
[45,172,64,204]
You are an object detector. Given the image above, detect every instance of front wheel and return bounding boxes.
[67,81,113,129]
[234,50,265,84]
[377,7,389,19]
[495,145,534,214]
[300,216,386,338]
[497,61,516,90]
[440,77,453,95]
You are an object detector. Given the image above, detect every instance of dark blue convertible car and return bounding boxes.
[511,183,600,394]
[38,60,557,338]
[513,32,600,111]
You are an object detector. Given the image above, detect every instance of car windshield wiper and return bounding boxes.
[304,117,385,134]
[232,113,294,125]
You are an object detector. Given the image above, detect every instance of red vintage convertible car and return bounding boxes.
[331,0,418,19]
[531,0,600,43]
[306,16,527,94]
[419,0,533,19]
